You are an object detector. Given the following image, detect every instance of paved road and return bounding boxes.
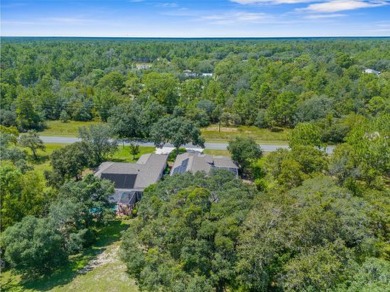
[40,136,335,154]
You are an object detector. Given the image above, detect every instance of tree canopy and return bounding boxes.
[121,171,257,292]
[150,116,205,150]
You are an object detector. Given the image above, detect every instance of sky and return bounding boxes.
[1,0,390,37]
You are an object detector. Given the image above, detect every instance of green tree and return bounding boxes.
[49,142,92,184]
[267,91,297,127]
[1,216,67,276]
[59,110,70,123]
[97,71,125,92]
[289,122,323,149]
[150,116,204,152]
[337,257,390,291]
[227,137,262,177]
[129,143,140,160]
[108,102,143,140]
[121,171,256,292]
[93,89,121,122]
[0,129,29,170]
[18,130,45,160]
[15,90,44,131]
[143,72,179,112]
[78,124,117,165]
[49,174,115,251]
[0,163,46,231]
[330,114,390,190]
[237,177,373,291]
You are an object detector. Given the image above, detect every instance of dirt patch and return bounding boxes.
[78,245,120,274]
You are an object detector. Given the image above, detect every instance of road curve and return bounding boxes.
[40,136,334,154]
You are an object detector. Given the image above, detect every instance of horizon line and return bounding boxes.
[2,35,390,39]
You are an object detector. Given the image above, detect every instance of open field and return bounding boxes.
[0,220,138,292]
[201,125,290,144]
[39,121,103,137]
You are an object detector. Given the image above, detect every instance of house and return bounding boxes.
[95,154,168,215]
[136,63,152,70]
[171,152,238,177]
[200,73,213,78]
[363,68,381,75]
[183,70,197,78]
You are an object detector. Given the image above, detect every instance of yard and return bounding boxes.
[0,220,138,292]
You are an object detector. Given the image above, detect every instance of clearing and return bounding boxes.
[40,120,102,137]
[201,124,289,144]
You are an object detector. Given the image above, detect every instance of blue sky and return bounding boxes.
[1,0,390,37]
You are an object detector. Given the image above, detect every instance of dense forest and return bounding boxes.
[0,38,389,291]
[1,38,389,142]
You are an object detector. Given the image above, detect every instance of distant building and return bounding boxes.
[182,70,213,78]
[136,63,152,70]
[95,154,168,215]
[171,152,238,177]
[364,68,381,75]
[183,70,197,78]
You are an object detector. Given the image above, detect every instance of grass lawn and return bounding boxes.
[203,149,231,157]
[201,124,290,144]
[110,145,156,163]
[0,220,138,292]
[39,120,102,137]
[20,143,66,175]
[25,143,156,175]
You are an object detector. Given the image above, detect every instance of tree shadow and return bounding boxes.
[27,152,50,165]
[16,220,130,291]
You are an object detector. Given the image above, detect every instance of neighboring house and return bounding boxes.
[364,68,381,75]
[200,73,213,78]
[171,152,238,177]
[95,154,168,215]
[136,63,152,70]
[183,70,197,78]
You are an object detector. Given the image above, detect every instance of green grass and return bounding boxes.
[25,144,156,175]
[201,124,290,144]
[203,149,231,157]
[40,120,102,137]
[0,220,138,292]
[110,145,156,163]
[40,121,289,145]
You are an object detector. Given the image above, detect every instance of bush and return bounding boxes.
[168,147,187,162]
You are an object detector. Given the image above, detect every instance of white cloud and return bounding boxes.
[231,0,316,4]
[301,0,389,13]
[44,17,94,24]
[200,11,271,24]
[305,13,346,18]
[156,2,178,8]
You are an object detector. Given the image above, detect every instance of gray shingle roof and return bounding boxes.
[171,152,238,176]
[135,154,169,189]
[213,156,238,169]
[95,154,168,191]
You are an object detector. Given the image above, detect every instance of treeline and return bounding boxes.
[1,38,389,143]
[120,114,390,291]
